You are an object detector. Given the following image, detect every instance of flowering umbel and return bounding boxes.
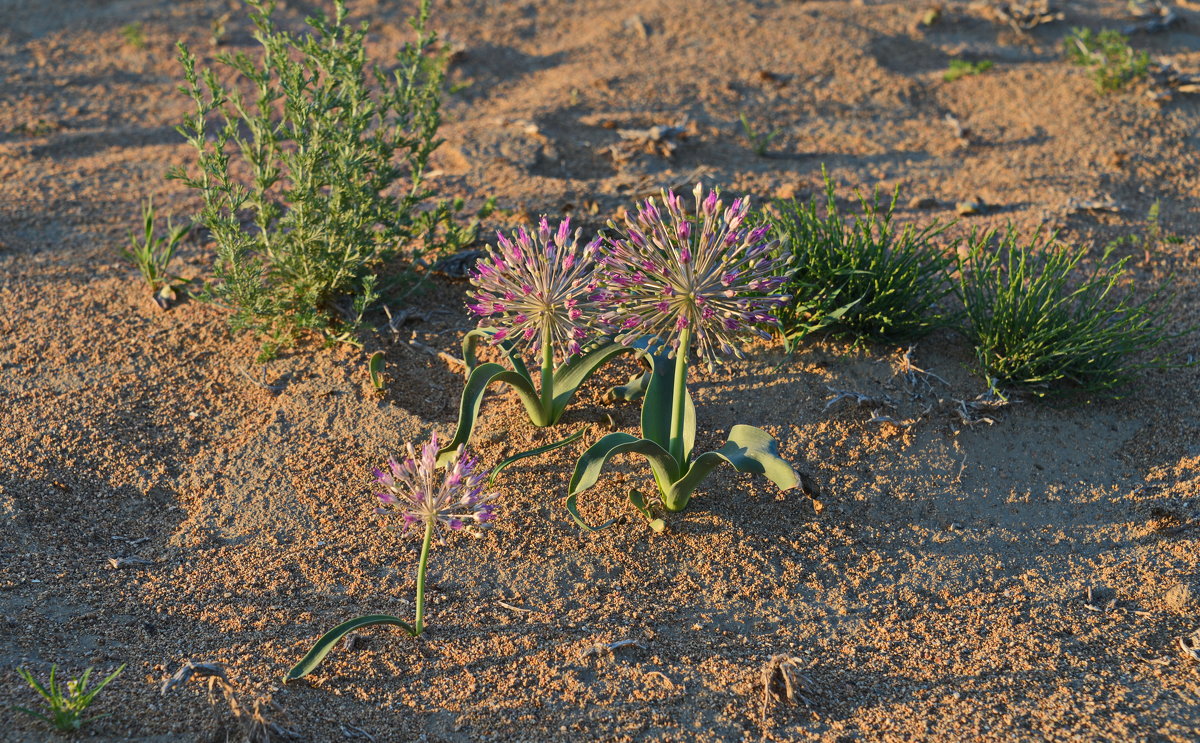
[468,218,600,364]
[597,184,789,365]
[374,433,498,532]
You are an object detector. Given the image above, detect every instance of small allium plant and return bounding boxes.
[441,217,634,463]
[567,184,801,528]
[287,434,497,681]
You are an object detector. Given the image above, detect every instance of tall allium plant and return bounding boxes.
[287,435,496,681]
[566,185,801,529]
[440,217,634,464]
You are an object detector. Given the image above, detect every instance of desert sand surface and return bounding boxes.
[1,0,1199,741]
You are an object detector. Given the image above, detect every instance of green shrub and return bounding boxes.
[170,0,483,357]
[1064,28,1149,93]
[956,227,1179,395]
[765,171,954,350]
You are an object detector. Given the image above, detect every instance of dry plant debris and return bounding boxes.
[161,661,301,743]
[601,118,696,164]
[759,654,815,735]
[578,638,647,660]
[823,385,897,412]
[1123,2,1183,34]
[1147,60,1200,103]
[1180,629,1200,661]
[978,0,1063,32]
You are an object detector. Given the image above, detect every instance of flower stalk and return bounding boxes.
[412,519,435,635]
[668,327,691,465]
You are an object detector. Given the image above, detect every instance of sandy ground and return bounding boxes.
[1,0,1199,741]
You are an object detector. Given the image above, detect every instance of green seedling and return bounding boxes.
[944,59,993,82]
[119,199,191,308]
[13,664,124,733]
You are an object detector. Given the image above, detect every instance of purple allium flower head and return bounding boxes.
[468,217,601,364]
[373,433,499,533]
[598,183,789,365]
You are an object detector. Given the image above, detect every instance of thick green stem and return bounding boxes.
[539,326,554,419]
[412,519,435,636]
[668,327,692,464]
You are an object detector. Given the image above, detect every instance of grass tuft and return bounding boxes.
[119,199,191,306]
[955,227,1182,395]
[764,170,954,350]
[13,664,124,732]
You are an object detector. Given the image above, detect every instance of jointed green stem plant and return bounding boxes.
[956,226,1183,395]
[764,169,953,350]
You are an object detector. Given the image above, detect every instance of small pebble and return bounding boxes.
[956,197,987,216]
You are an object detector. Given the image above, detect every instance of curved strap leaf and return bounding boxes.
[549,341,637,423]
[285,614,414,682]
[639,348,695,460]
[460,329,490,377]
[461,328,531,380]
[486,428,586,488]
[368,351,385,390]
[565,433,680,532]
[664,425,800,511]
[608,370,652,402]
[437,362,542,466]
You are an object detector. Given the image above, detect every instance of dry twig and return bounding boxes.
[579,638,646,660]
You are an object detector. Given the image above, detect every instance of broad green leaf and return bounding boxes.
[549,341,635,422]
[437,362,542,466]
[285,614,414,682]
[565,433,680,531]
[461,328,531,380]
[460,329,490,376]
[639,347,695,460]
[664,424,800,511]
[608,370,651,401]
[368,351,385,390]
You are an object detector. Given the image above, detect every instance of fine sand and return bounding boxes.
[1,1,1198,741]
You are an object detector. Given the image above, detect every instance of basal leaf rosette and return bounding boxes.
[565,184,802,530]
[597,183,790,366]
